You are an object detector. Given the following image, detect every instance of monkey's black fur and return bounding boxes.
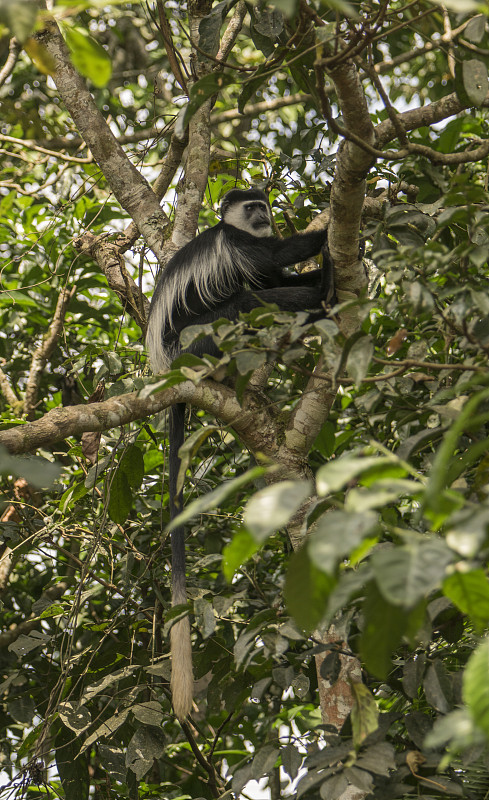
[147,189,333,370]
[146,189,332,719]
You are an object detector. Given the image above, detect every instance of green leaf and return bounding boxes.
[79,666,140,705]
[372,539,453,608]
[238,63,276,113]
[464,14,486,43]
[107,468,132,524]
[176,424,221,495]
[56,724,90,800]
[0,445,60,488]
[168,465,266,532]
[17,722,44,760]
[424,387,489,516]
[139,371,189,397]
[132,701,164,726]
[199,0,240,55]
[403,654,427,699]
[98,745,127,785]
[316,455,405,495]
[284,546,336,633]
[350,682,379,748]
[308,511,378,574]
[62,25,112,88]
[443,570,489,631]
[126,728,165,780]
[59,701,92,734]
[281,743,303,779]
[235,349,266,374]
[222,529,259,581]
[243,479,312,541]
[119,444,144,490]
[8,631,52,656]
[424,660,453,713]
[464,638,489,740]
[346,335,374,384]
[360,582,407,677]
[249,18,277,57]
[356,742,396,776]
[313,420,336,458]
[233,745,279,795]
[345,480,420,513]
[253,7,284,38]
[194,597,216,639]
[80,709,131,755]
[455,58,489,108]
[60,479,88,512]
[270,0,299,16]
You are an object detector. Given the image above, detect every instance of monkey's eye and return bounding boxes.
[245,202,268,213]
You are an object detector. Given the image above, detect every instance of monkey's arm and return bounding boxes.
[268,229,328,267]
[260,242,335,302]
[225,225,328,272]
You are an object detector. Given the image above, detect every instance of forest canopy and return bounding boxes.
[1,0,489,798]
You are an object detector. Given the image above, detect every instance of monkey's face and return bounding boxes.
[245,201,272,236]
[224,199,272,237]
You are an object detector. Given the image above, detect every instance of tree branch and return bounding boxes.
[323,58,375,294]
[375,92,468,147]
[156,0,188,93]
[0,37,21,87]
[0,133,93,163]
[0,379,266,456]
[114,129,188,255]
[0,365,19,407]
[73,234,149,332]
[217,0,247,62]
[170,3,216,248]
[24,286,76,420]
[36,20,169,263]
[211,92,313,124]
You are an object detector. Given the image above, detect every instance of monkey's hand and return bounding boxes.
[321,242,336,305]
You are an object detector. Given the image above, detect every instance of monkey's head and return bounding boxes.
[220,189,272,238]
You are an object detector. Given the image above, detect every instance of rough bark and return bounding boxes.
[36,21,169,263]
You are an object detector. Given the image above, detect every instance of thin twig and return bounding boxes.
[24,286,76,419]
[0,133,93,163]
[180,719,223,798]
[0,365,19,406]
[155,0,188,93]
[0,37,21,86]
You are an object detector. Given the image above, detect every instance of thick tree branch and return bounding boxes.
[117,131,188,254]
[324,59,375,293]
[36,20,169,263]
[217,0,247,62]
[0,380,272,457]
[74,234,149,332]
[170,3,215,249]
[375,92,467,147]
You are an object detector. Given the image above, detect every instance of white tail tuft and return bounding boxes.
[171,616,194,720]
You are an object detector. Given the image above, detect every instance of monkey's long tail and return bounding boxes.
[169,402,194,720]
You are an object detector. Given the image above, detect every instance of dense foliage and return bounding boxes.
[2,0,489,798]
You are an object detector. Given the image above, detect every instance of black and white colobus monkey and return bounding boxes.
[146,189,332,719]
